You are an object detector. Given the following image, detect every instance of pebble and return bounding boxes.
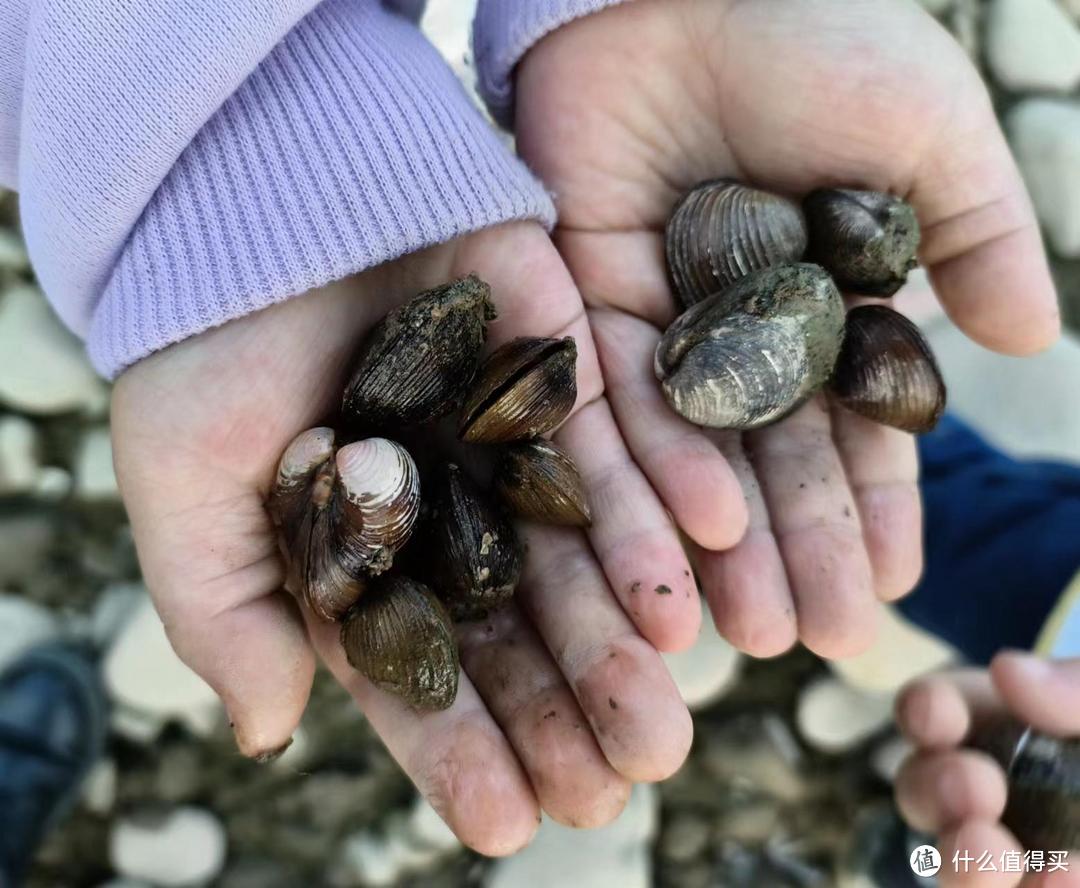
[90,582,144,647]
[0,514,53,585]
[662,605,742,711]
[986,0,1080,92]
[0,285,107,415]
[796,678,895,754]
[871,735,914,784]
[658,813,711,863]
[75,426,120,500]
[0,414,39,494]
[0,229,29,271]
[1010,98,1080,257]
[81,757,118,814]
[33,465,72,500]
[103,592,222,740]
[0,593,58,670]
[485,783,657,888]
[110,806,227,887]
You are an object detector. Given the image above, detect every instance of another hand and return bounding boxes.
[896,654,1080,887]
[515,0,1060,659]
[111,222,699,854]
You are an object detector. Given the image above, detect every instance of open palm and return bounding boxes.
[515,0,1060,659]
[111,221,700,854]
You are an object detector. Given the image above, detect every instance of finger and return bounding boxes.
[557,397,702,653]
[306,611,541,857]
[896,671,996,750]
[589,306,749,551]
[516,522,693,782]
[895,749,1008,833]
[990,653,1080,736]
[938,820,1024,888]
[744,397,878,659]
[914,84,1060,357]
[830,403,923,601]
[457,605,631,829]
[693,431,799,658]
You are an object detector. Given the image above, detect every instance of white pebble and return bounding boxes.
[110,806,227,887]
[0,593,57,671]
[0,414,39,494]
[81,757,118,814]
[986,0,1080,92]
[796,677,895,754]
[75,426,119,500]
[662,605,742,711]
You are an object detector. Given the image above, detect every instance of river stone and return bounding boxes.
[75,426,119,500]
[0,414,39,494]
[0,514,53,585]
[0,593,58,670]
[662,605,742,711]
[110,806,227,887]
[796,677,895,754]
[987,0,1080,91]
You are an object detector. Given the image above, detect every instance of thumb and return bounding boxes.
[990,651,1080,737]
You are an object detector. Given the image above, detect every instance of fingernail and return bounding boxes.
[251,737,294,764]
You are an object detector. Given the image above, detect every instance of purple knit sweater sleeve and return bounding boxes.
[0,0,554,377]
[473,0,630,127]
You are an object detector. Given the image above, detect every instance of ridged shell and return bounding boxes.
[666,180,808,308]
[424,464,523,620]
[494,439,591,527]
[340,575,459,711]
[458,337,577,444]
[342,275,496,431]
[804,189,920,296]
[655,264,845,430]
[830,305,945,433]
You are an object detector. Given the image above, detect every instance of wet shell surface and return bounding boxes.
[830,305,946,434]
[494,438,591,527]
[655,264,846,430]
[666,180,809,308]
[804,189,920,296]
[458,337,577,444]
[340,575,459,711]
[342,275,496,431]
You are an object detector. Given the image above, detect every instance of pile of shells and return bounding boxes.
[658,181,947,434]
[268,276,590,711]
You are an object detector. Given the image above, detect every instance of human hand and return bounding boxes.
[111,221,699,854]
[896,654,1080,887]
[514,0,1060,659]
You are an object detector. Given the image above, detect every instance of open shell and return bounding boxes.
[494,439,591,527]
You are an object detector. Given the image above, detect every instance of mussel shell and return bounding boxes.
[655,264,845,430]
[666,180,808,308]
[340,575,459,711]
[424,464,523,620]
[494,438,591,527]
[458,337,577,444]
[804,189,920,296]
[342,275,496,431]
[830,305,946,434]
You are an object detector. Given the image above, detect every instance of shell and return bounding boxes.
[342,275,496,432]
[458,337,577,444]
[803,189,920,296]
[494,439,591,527]
[666,180,808,308]
[971,718,1080,851]
[424,464,523,620]
[830,305,946,434]
[340,575,459,711]
[269,427,336,546]
[655,264,845,430]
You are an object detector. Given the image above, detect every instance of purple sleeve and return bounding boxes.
[473,0,630,127]
[0,0,553,378]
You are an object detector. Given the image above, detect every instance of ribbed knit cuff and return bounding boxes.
[474,0,631,128]
[89,0,555,378]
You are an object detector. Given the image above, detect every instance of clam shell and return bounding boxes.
[340,575,459,711]
[424,464,523,620]
[830,305,945,433]
[269,427,336,546]
[458,337,577,444]
[342,275,496,431]
[495,439,591,527]
[804,189,920,296]
[666,180,808,308]
[655,264,845,430]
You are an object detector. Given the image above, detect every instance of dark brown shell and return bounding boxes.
[830,305,945,434]
[340,575,459,711]
[458,337,577,444]
[803,189,920,296]
[666,180,808,308]
[655,264,845,430]
[424,464,523,620]
[342,275,496,432]
[494,439,591,527]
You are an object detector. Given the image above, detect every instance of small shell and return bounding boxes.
[340,575,459,711]
[424,464,523,621]
[655,264,845,430]
[342,275,496,432]
[666,180,808,308]
[458,337,577,444]
[494,439,591,527]
[830,305,946,434]
[803,189,920,296]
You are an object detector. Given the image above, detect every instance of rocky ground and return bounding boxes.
[3,0,1080,885]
